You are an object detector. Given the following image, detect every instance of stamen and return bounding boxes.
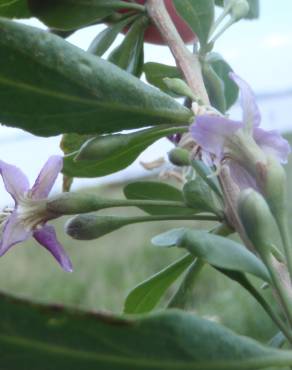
[17,195,47,230]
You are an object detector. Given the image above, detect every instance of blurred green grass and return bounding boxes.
[0,133,291,349]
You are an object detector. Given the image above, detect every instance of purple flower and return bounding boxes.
[0,156,72,272]
[190,73,291,189]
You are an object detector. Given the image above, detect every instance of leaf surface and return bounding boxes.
[1,293,292,370]
[0,18,192,137]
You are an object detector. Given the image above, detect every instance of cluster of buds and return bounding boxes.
[190,73,291,263]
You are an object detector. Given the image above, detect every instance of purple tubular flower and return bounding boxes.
[190,73,291,189]
[0,156,72,272]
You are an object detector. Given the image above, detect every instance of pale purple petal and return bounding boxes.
[33,225,73,272]
[191,115,242,158]
[0,211,31,256]
[31,156,63,199]
[229,72,261,128]
[0,161,29,203]
[253,128,291,163]
[228,161,259,191]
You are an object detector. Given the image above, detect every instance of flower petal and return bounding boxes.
[33,225,73,272]
[31,156,63,199]
[190,115,242,158]
[228,161,259,191]
[229,72,261,128]
[0,161,29,203]
[0,211,31,256]
[253,128,291,163]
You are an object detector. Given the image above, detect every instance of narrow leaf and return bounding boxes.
[173,0,215,46]
[0,0,30,18]
[62,126,186,178]
[108,16,146,76]
[206,52,239,110]
[124,254,194,314]
[143,62,181,94]
[1,293,292,370]
[153,228,271,282]
[0,19,193,137]
[124,181,194,215]
[28,0,141,30]
[88,15,137,57]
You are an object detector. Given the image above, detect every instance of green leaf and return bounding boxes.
[152,228,186,247]
[183,178,221,215]
[173,0,215,47]
[202,61,226,113]
[0,18,193,137]
[153,228,271,282]
[124,181,194,215]
[190,159,222,198]
[2,293,292,370]
[28,0,141,30]
[143,62,181,95]
[61,133,93,154]
[88,15,137,57]
[62,126,186,178]
[124,254,194,314]
[206,52,239,110]
[0,0,30,18]
[108,16,146,76]
[269,332,286,349]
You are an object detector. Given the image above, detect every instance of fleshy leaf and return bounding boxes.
[1,293,292,369]
[0,18,193,137]
[28,0,142,30]
[0,0,30,18]
[124,254,194,314]
[63,126,187,178]
[124,182,194,215]
[173,0,215,47]
[143,62,181,95]
[154,228,271,282]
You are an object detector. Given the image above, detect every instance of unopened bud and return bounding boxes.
[168,148,190,166]
[231,0,250,21]
[238,188,276,256]
[256,155,287,220]
[47,193,115,215]
[76,134,128,161]
[163,78,197,101]
[66,214,129,240]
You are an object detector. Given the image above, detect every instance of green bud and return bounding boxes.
[237,188,276,256]
[66,214,129,240]
[231,0,250,21]
[163,78,197,101]
[168,148,190,166]
[255,155,287,220]
[76,134,129,161]
[47,193,116,215]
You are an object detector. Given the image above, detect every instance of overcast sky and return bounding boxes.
[0,0,291,205]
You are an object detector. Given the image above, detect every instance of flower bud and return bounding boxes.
[231,0,250,21]
[255,155,287,220]
[47,193,116,215]
[237,188,276,256]
[168,148,190,166]
[66,214,129,240]
[75,134,128,161]
[163,78,196,100]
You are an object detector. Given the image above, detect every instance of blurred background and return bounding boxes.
[0,0,291,349]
